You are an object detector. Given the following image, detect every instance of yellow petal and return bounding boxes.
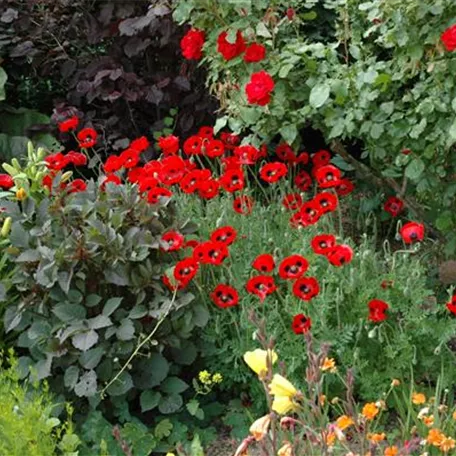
[243,349,277,375]
[249,414,271,441]
[272,395,296,415]
[269,374,297,398]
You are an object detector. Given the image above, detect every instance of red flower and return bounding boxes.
[401,148,412,155]
[246,275,277,302]
[282,193,303,211]
[259,162,288,183]
[0,174,14,189]
[290,201,321,228]
[315,165,341,188]
[127,167,146,184]
[294,171,312,191]
[293,277,320,301]
[204,139,225,158]
[181,28,205,60]
[252,254,275,273]
[180,169,209,194]
[245,70,275,106]
[381,280,394,289]
[311,234,336,255]
[147,187,172,204]
[58,115,79,133]
[276,143,296,163]
[77,127,97,148]
[174,257,199,282]
[295,151,309,165]
[120,148,140,169]
[211,284,239,309]
[198,126,214,140]
[211,226,237,246]
[446,295,456,315]
[138,176,159,193]
[441,24,456,52]
[198,241,229,265]
[66,151,87,166]
[279,255,309,280]
[312,150,331,167]
[327,244,353,267]
[158,135,180,155]
[384,196,404,217]
[45,153,69,171]
[103,155,123,173]
[234,145,260,165]
[161,231,185,252]
[217,30,246,60]
[400,222,424,244]
[101,174,122,189]
[130,136,150,153]
[198,179,220,199]
[67,179,87,193]
[159,156,186,186]
[286,8,296,21]
[368,299,389,322]
[219,168,245,192]
[244,43,266,63]
[233,195,254,215]
[162,275,189,292]
[314,192,338,213]
[292,313,311,335]
[220,132,240,150]
[183,136,203,155]
[335,178,355,196]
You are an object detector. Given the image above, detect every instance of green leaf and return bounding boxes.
[107,371,133,396]
[309,83,330,108]
[160,377,189,394]
[0,67,7,101]
[158,394,183,414]
[279,64,293,78]
[140,391,161,412]
[80,346,104,369]
[279,124,298,144]
[192,304,209,328]
[15,249,40,262]
[88,315,112,330]
[72,329,99,352]
[9,222,29,248]
[172,2,193,23]
[449,118,456,143]
[256,22,271,38]
[64,365,79,389]
[74,370,97,397]
[213,116,228,135]
[103,297,123,316]
[186,399,204,419]
[302,11,317,20]
[190,434,204,456]
[154,419,173,439]
[405,158,425,180]
[171,342,197,365]
[116,318,135,341]
[52,303,86,323]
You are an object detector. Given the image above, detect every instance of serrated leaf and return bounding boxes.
[140,390,161,412]
[158,394,183,414]
[160,376,189,394]
[309,83,330,108]
[186,399,200,416]
[154,419,173,439]
[72,329,99,352]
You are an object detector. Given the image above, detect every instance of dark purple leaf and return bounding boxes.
[146,86,163,105]
[10,40,36,58]
[60,60,77,79]
[173,76,190,91]
[124,37,151,58]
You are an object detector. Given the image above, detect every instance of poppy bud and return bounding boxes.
[286,7,295,20]
[27,141,34,160]
[1,217,12,237]
[61,171,73,183]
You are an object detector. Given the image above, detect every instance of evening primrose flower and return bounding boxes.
[336,415,354,430]
[321,357,337,372]
[272,395,297,415]
[243,349,277,376]
[269,374,297,398]
[277,441,292,456]
[249,414,271,441]
[412,392,426,405]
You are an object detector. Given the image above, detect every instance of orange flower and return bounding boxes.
[249,414,271,441]
[319,394,327,405]
[362,403,379,420]
[336,415,354,430]
[391,379,401,387]
[427,428,444,447]
[321,357,337,372]
[326,432,336,446]
[422,415,434,427]
[412,392,426,405]
[440,436,456,452]
[384,446,398,456]
[367,433,386,444]
[453,410,456,420]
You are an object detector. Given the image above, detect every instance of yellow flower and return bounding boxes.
[321,357,337,372]
[198,370,212,385]
[367,433,386,444]
[277,441,292,456]
[453,410,456,420]
[440,436,456,452]
[243,349,277,376]
[269,374,297,398]
[412,392,426,405]
[362,403,379,420]
[272,395,297,415]
[336,415,354,431]
[427,428,444,447]
[16,188,27,201]
[384,446,398,456]
[212,373,223,384]
[422,415,434,427]
[391,379,401,387]
[326,432,336,446]
[166,453,175,456]
[249,415,271,441]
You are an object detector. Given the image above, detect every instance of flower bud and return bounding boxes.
[1,217,12,237]
[16,188,27,201]
[61,171,73,183]
[11,158,21,171]
[2,163,18,176]
[27,141,34,160]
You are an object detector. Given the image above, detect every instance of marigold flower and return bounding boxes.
[412,392,426,405]
[440,436,456,452]
[269,374,297,398]
[277,441,292,456]
[272,395,297,415]
[384,446,398,456]
[367,433,385,443]
[243,349,278,376]
[362,403,379,420]
[422,415,434,427]
[321,357,337,373]
[427,428,444,447]
[249,414,271,441]
[336,415,354,430]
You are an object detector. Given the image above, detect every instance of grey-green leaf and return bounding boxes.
[309,83,330,108]
[140,391,162,412]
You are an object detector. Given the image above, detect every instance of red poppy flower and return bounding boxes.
[259,162,288,183]
[315,165,342,188]
[441,24,456,52]
[192,243,207,263]
[446,295,456,315]
[77,127,98,148]
[198,179,220,199]
[220,132,240,150]
[143,160,162,176]
[67,179,87,193]
[127,167,146,184]
[292,313,312,334]
[147,187,172,204]
[293,277,319,301]
[211,284,239,309]
[185,239,199,250]
[210,226,237,246]
[174,257,199,282]
[159,156,186,186]
[252,254,275,273]
[234,145,260,165]
[368,299,389,322]
[181,28,205,60]
[66,151,87,167]
[58,115,79,133]
[103,155,122,173]
[294,171,312,191]
[244,43,266,63]
[311,234,336,255]
[183,136,203,155]
[282,193,303,211]
[180,169,210,194]
[335,178,355,196]
[217,30,246,60]
[201,241,229,265]
[219,168,245,193]
[291,201,321,228]
[120,148,140,168]
[161,231,185,252]
[246,275,277,302]
[45,153,69,171]
[312,150,331,167]
[222,156,242,170]
[245,70,275,106]
[130,136,150,153]
[314,192,338,213]
[279,255,309,280]
[233,195,254,214]
[295,152,309,165]
[276,143,296,163]
[327,244,353,266]
[198,126,214,140]
[384,196,404,217]
[0,174,14,189]
[205,139,225,158]
[101,174,122,189]
[400,222,425,244]
[158,135,180,156]
[138,176,159,193]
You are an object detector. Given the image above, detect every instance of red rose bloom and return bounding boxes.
[233,195,254,215]
[161,231,185,252]
[103,155,123,173]
[252,254,275,273]
[158,135,180,156]
[286,7,296,21]
[245,70,275,106]
[294,171,312,192]
[0,174,14,189]
[174,257,199,282]
[205,139,225,158]
[120,148,140,168]
[246,275,277,302]
[219,168,245,193]
[77,127,97,148]
[312,150,331,167]
[368,299,389,322]
[130,136,150,153]
[211,284,239,309]
[293,277,320,301]
[311,234,336,255]
[181,28,205,60]
[292,313,311,335]
[183,136,203,156]
[45,152,69,171]
[66,151,87,166]
[446,295,456,315]
[441,24,456,52]
[400,222,424,244]
[327,244,353,267]
[279,255,309,280]
[314,192,338,214]
[210,226,237,246]
[67,179,87,193]
[259,162,288,183]
[276,143,296,163]
[384,196,404,217]
[217,30,246,60]
[282,193,303,211]
[58,115,79,133]
[335,178,355,196]
[147,187,172,204]
[315,165,342,188]
[198,179,220,199]
[244,43,266,63]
